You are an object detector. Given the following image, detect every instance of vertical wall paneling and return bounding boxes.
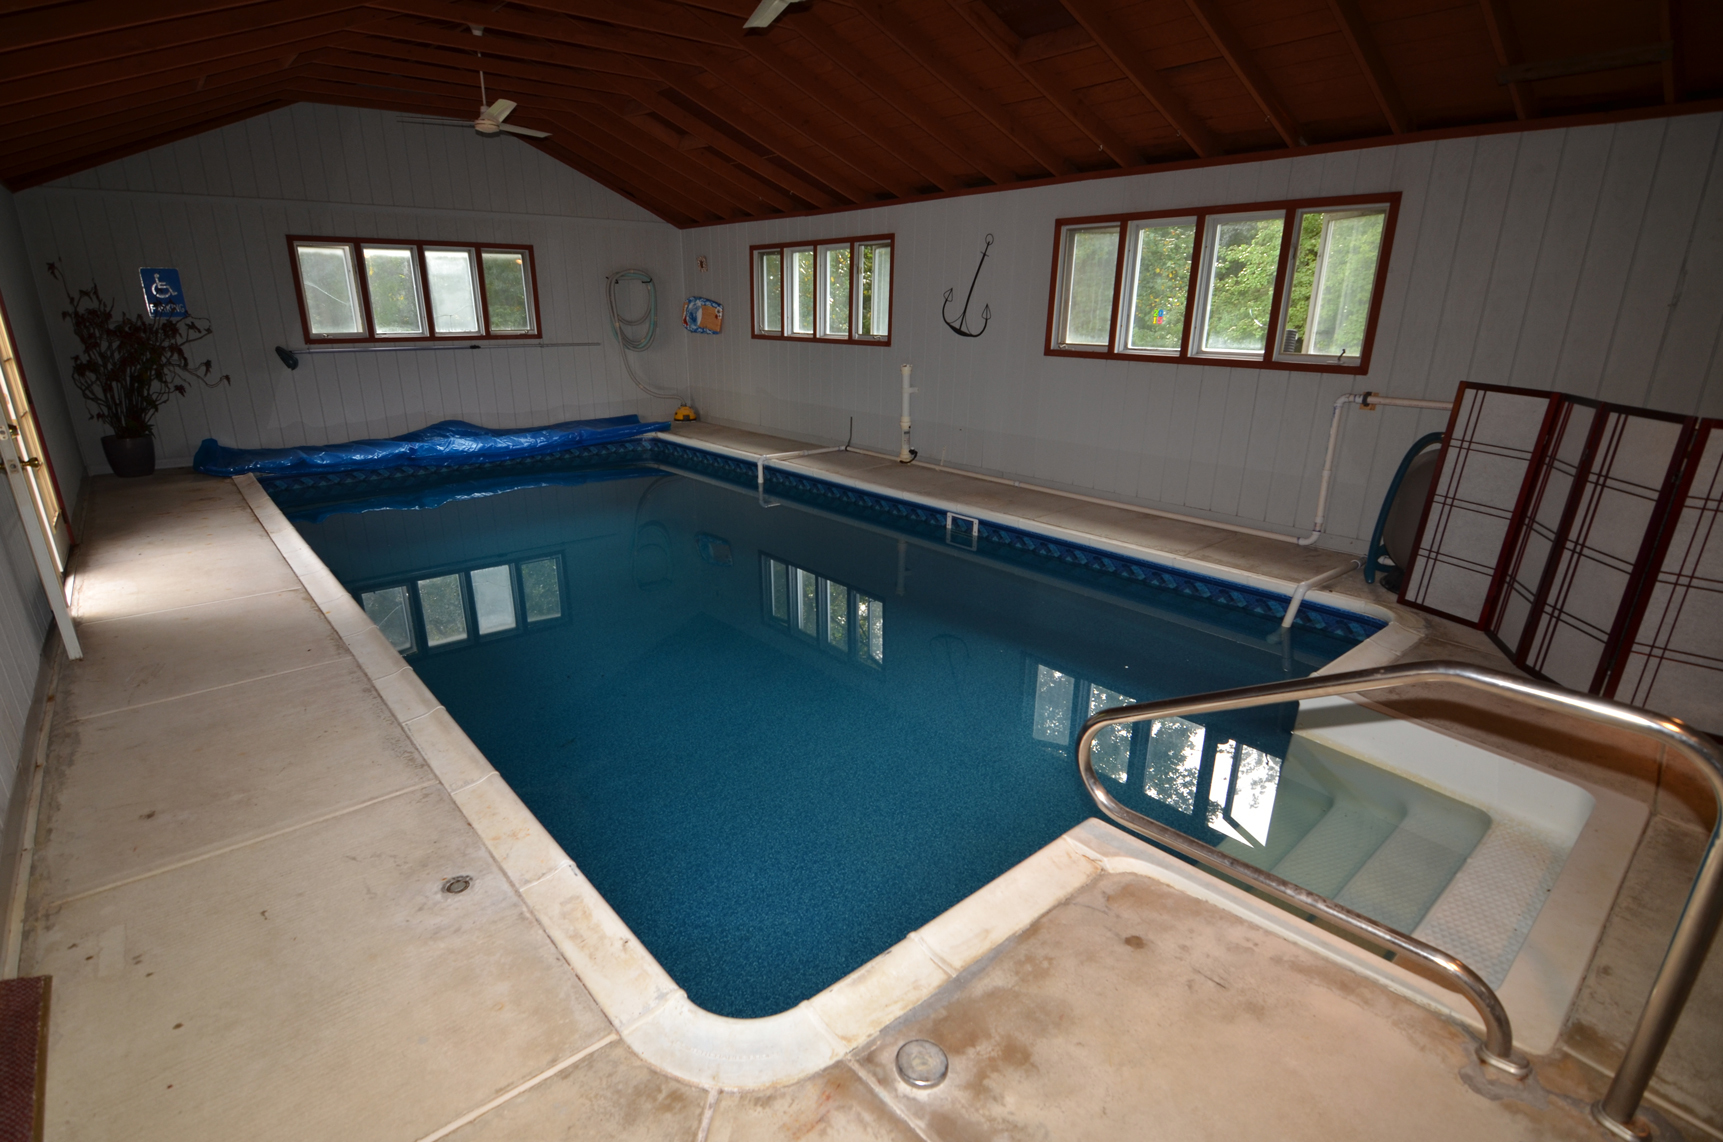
[682,114,1723,553]
[16,105,690,473]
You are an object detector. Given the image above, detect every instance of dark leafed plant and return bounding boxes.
[49,262,229,439]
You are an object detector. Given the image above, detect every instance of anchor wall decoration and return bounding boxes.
[942,234,993,338]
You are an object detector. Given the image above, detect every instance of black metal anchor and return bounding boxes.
[942,234,993,338]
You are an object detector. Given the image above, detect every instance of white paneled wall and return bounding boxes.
[683,113,1723,552]
[15,104,690,472]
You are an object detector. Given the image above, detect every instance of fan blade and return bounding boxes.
[742,0,792,28]
[485,98,517,124]
[499,123,551,138]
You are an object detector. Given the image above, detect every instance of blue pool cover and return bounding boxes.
[191,415,669,478]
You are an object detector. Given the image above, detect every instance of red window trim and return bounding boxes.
[749,232,895,347]
[286,235,543,345]
[1042,193,1402,375]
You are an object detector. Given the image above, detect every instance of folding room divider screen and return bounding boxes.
[1400,382,1720,732]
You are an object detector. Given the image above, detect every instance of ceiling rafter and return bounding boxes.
[621,84,834,208]
[841,0,1075,178]
[549,102,764,218]
[788,6,1017,185]
[315,45,797,212]
[649,61,875,204]
[1057,0,1222,158]
[1478,0,1535,119]
[9,97,293,190]
[721,21,953,193]
[1323,0,1412,135]
[0,0,353,82]
[363,0,717,67]
[0,40,336,133]
[1182,0,1304,148]
[528,133,703,226]
[0,11,371,107]
[942,0,1137,168]
[0,0,292,52]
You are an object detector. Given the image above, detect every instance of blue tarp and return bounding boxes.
[278,466,660,524]
[192,416,668,478]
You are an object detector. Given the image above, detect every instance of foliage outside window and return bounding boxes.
[289,235,539,342]
[1047,195,1398,374]
[752,234,892,345]
[762,555,884,666]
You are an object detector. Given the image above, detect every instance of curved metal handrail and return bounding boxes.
[1074,661,1723,1137]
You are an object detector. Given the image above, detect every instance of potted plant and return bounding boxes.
[50,263,229,478]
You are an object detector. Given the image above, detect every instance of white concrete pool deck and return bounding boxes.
[10,422,1721,1140]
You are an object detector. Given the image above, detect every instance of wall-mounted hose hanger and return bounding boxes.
[942,234,993,338]
[272,341,598,370]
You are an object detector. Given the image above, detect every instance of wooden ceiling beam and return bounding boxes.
[0,41,333,132]
[541,111,738,222]
[0,11,372,107]
[325,38,627,98]
[362,0,718,67]
[1018,25,1091,65]
[525,134,700,226]
[286,76,718,223]
[1058,0,1221,158]
[622,83,837,208]
[295,64,755,218]
[726,31,950,194]
[1183,0,1303,147]
[1,0,356,82]
[315,49,794,212]
[943,0,1136,168]
[345,17,643,78]
[1478,0,1535,119]
[789,8,1016,185]
[644,61,875,205]
[0,64,302,151]
[845,0,1074,177]
[0,0,271,51]
[1324,0,1412,135]
[499,0,732,47]
[548,103,765,219]
[0,77,294,178]
[7,98,291,192]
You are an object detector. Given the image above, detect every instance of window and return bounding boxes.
[289,235,539,342]
[1046,195,1398,373]
[752,234,892,345]
[762,555,884,666]
[358,553,564,657]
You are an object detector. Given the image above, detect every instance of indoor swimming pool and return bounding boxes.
[275,448,1524,1020]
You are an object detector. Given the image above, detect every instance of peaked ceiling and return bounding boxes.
[3,0,1718,226]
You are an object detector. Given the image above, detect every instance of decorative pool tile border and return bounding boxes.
[256,435,1384,642]
[651,439,1386,642]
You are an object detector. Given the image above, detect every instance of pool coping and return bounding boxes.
[230,452,1588,1088]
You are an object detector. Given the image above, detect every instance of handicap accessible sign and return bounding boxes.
[138,268,187,318]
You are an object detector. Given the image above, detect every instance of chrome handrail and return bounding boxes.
[1074,661,1723,1137]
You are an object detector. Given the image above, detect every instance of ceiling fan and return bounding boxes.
[743,0,809,28]
[400,57,550,139]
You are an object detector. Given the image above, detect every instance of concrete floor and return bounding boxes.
[13,437,1721,1141]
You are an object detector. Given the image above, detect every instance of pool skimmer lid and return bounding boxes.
[895,1040,948,1088]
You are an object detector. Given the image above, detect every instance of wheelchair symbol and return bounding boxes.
[149,273,178,300]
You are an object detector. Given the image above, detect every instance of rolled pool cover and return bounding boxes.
[192,415,669,478]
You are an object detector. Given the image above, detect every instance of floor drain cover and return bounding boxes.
[442,876,472,894]
[895,1039,948,1089]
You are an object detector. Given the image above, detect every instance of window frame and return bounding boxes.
[287,234,542,345]
[750,232,895,347]
[354,551,567,659]
[1042,193,1400,375]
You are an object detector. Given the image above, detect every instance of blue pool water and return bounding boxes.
[280,448,1392,1017]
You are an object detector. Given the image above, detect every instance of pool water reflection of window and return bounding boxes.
[358,554,565,657]
[763,555,883,666]
[1029,660,1284,853]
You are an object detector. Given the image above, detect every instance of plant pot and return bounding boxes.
[101,434,155,478]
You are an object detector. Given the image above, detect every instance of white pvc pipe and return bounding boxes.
[898,364,916,463]
[1281,559,1362,628]
[1297,392,1454,547]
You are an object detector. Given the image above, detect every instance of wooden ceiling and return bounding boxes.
[3,0,1718,226]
